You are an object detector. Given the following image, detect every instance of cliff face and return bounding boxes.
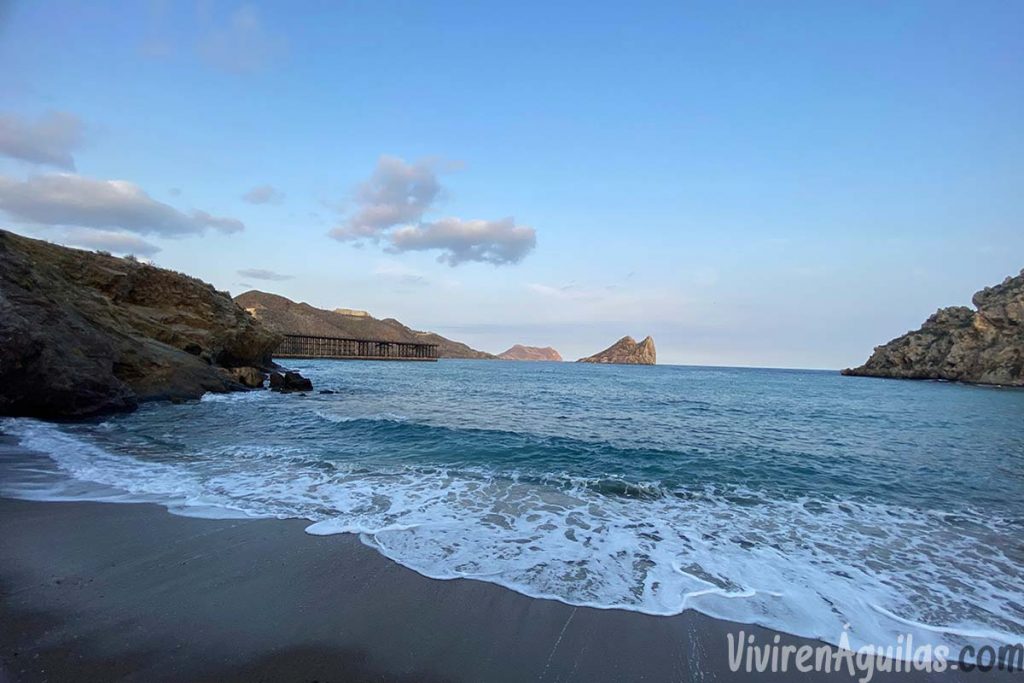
[0,230,281,418]
[842,269,1024,386]
[498,345,562,361]
[235,290,495,359]
[577,336,656,365]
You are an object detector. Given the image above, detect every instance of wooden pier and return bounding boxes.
[273,334,439,361]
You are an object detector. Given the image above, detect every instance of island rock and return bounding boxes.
[577,336,656,365]
[498,345,563,361]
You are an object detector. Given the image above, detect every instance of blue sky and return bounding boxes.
[1,1,1022,367]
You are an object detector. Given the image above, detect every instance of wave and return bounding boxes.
[2,417,1022,659]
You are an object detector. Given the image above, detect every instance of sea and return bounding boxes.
[2,359,1022,656]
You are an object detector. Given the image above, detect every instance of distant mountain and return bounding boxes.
[577,336,656,365]
[498,345,562,361]
[234,290,495,360]
[842,269,1024,386]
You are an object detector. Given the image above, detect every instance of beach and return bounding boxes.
[0,492,1012,682]
[1,361,1023,682]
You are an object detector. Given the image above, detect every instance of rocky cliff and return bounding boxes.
[235,290,495,359]
[842,269,1024,386]
[497,345,562,361]
[577,336,656,365]
[0,230,281,418]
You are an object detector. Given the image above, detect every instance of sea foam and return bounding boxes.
[1,361,1022,660]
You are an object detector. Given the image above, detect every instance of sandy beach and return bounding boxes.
[0,490,1011,682]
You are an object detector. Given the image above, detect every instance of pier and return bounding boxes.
[273,334,439,361]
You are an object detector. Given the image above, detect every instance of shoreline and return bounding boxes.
[0,439,1014,681]
[0,496,939,683]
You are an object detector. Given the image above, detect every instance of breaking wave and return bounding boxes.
[2,360,1022,657]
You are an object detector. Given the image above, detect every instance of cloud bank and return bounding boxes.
[0,111,83,170]
[0,174,244,237]
[329,156,535,266]
[390,217,535,266]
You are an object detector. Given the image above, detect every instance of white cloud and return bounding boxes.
[329,156,440,240]
[242,184,285,204]
[389,217,535,266]
[0,111,83,170]
[237,268,292,281]
[53,228,162,256]
[0,174,244,237]
[191,209,244,234]
[329,156,536,266]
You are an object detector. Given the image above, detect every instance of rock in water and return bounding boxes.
[497,345,563,361]
[228,366,266,388]
[0,230,281,418]
[269,371,313,393]
[577,336,656,365]
[842,269,1024,386]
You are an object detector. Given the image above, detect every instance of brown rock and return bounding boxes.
[235,290,495,359]
[577,336,656,365]
[228,366,265,388]
[842,269,1024,386]
[0,230,281,418]
[269,371,313,393]
[497,345,562,361]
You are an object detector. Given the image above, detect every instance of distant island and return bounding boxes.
[843,268,1024,386]
[577,336,656,365]
[234,290,495,360]
[498,345,562,361]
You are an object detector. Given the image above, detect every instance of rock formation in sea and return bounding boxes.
[497,345,563,361]
[235,290,496,359]
[269,371,314,393]
[842,268,1024,386]
[0,230,281,418]
[577,336,656,365]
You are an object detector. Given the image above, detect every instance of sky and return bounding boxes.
[1,1,1022,368]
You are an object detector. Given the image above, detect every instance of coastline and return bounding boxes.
[0,500,1011,679]
[0,435,1014,681]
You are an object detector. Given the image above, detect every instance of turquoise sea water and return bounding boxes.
[3,360,1023,653]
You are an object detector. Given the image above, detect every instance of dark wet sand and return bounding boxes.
[0,497,1011,682]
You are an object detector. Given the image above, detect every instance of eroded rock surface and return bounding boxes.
[577,336,656,365]
[842,269,1024,386]
[0,230,280,417]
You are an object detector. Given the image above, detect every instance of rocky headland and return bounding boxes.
[235,290,495,359]
[842,269,1024,386]
[497,345,562,361]
[0,230,281,418]
[577,336,656,365]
